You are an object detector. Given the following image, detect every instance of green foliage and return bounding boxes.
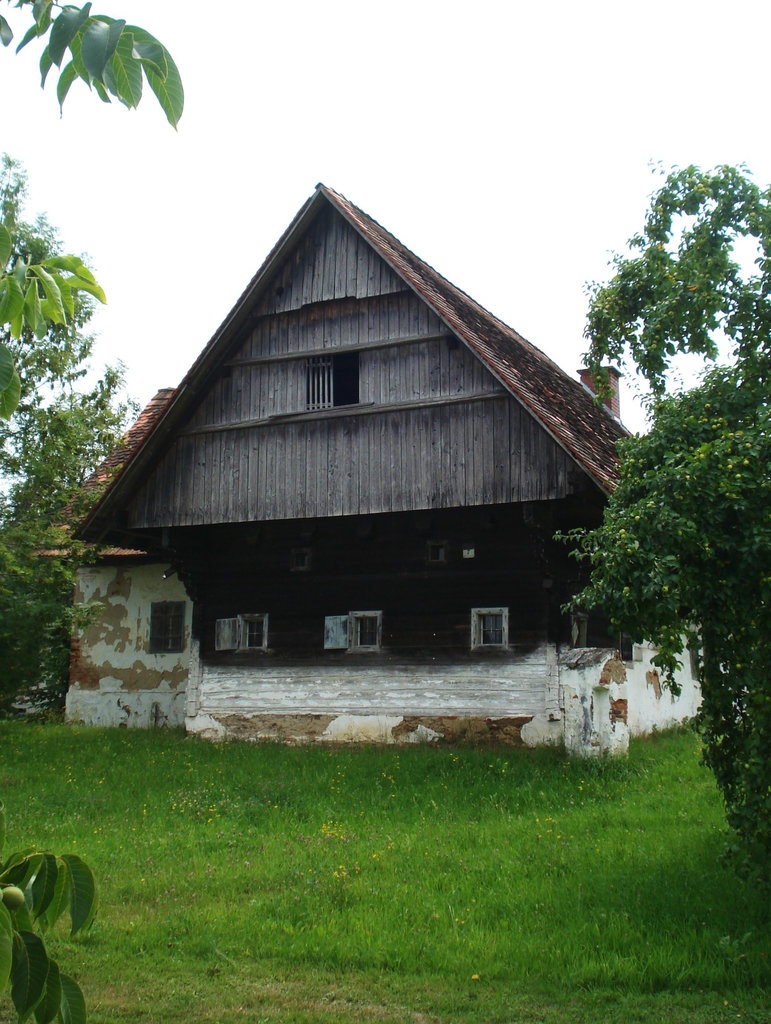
[577,165,771,886]
[0,0,183,127]
[0,1,183,418]
[0,800,96,1024]
[585,164,771,395]
[0,157,132,713]
[0,213,104,420]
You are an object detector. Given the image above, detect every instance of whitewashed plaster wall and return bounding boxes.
[549,644,701,757]
[66,563,191,728]
[184,640,560,744]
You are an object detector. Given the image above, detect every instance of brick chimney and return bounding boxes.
[578,365,622,419]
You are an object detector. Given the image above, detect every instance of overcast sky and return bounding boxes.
[2,0,770,433]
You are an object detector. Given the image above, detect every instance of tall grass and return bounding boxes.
[0,724,768,1022]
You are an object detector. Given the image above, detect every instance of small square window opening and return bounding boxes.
[290,547,311,571]
[426,540,447,565]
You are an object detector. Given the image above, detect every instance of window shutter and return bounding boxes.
[215,617,240,651]
[324,615,349,649]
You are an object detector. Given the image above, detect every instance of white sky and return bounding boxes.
[2,0,771,434]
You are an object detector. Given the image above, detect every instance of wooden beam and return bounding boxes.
[177,390,504,437]
[224,331,450,368]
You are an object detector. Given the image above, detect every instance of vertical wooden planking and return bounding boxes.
[299,420,311,518]
[318,210,334,301]
[221,431,234,524]
[416,406,430,509]
[356,227,371,299]
[334,216,348,299]
[314,417,328,517]
[477,400,492,505]
[169,439,184,526]
[287,358,301,416]
[246,427,259,522]
[261,424,273,520]
[464,401,475,506]
[235,425,249,522]
[192,433,205,524]
[519,406,535,501]
[428,404,441,507]
[282,422,294,520]
[326,420,341,516]
[492,397,509,504]
[302,222,316,307]
[342,419,354,515]
[359,413,371,515]
[346,224,358,298]
[278,423,290,518]
[367,240,381,296]
[257,424,269,520]
[447,403,461,506]
[386,411,400,513]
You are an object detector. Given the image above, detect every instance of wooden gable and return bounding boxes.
[124,201,581,530]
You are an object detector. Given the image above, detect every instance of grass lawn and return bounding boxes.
[0,723,768,1023]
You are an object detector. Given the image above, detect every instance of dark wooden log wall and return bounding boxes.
[171,504,566,663]
[126,208,579,530]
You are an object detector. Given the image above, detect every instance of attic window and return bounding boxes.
[306,352,359,410]
[149,602,185,654]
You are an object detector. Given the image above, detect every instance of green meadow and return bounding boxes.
[0,723,768,1023]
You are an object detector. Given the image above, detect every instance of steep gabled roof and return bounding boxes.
[78,187,625,541]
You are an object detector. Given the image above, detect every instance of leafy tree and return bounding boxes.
[1,799,96,1024]
[0,0,183,125]
[0,156,132,714]
[574,165,771,885]
[0,0,183,418]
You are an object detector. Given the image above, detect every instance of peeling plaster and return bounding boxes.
[66,563,191,727]
[185,712,533,746]
[646,669,662,700]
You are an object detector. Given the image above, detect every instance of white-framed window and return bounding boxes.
[470,607,509,650]
[322,611,383,651]
[241,613,269,650]
[215,613,269,651]
[348,610,382,651]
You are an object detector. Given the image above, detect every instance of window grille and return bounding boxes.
[305,352,359,410]
[149,602,185,653]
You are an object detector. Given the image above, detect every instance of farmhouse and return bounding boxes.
[67,185,700,752]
